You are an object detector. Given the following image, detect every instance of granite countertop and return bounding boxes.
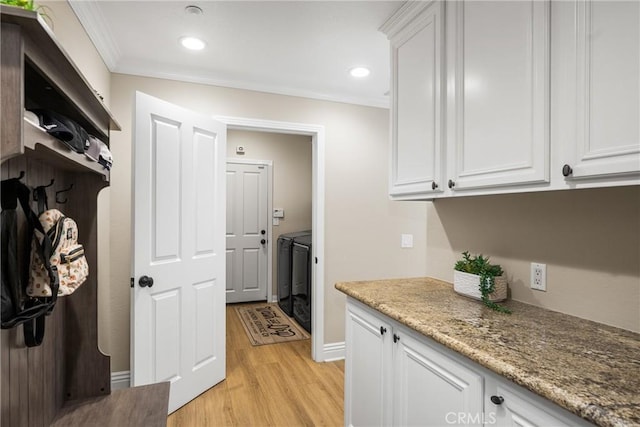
[335,277,640,427]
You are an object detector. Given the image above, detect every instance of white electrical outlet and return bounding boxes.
[401,234,413,248]
[531,263,547,291]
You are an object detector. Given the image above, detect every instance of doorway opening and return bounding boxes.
[217,116,326,362]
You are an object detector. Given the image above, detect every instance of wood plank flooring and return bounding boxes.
[167,303,345,427]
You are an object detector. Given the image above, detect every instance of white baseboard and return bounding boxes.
[111,371,130,390]
[271,294,278,303]
[322,341,345,361]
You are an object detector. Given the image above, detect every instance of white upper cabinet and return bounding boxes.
[559,0,640,182]
[447,0,550,192]
[382,1,445,199]
[385,0,639,200]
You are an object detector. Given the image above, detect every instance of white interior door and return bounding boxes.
[132,92,226,413]
[225,161,269,303]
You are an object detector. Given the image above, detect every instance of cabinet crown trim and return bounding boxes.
[379,0,439,38]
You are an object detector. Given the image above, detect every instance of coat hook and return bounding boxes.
[16,171,25,180]
[55,184,74,204]
[33,179,55,201]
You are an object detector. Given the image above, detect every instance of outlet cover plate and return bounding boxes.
[531,263,547,291]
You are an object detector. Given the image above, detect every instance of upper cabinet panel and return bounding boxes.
[448,1,550,191]
[385,0,638,200]
[564,1,640,180]
[383,1,445,199]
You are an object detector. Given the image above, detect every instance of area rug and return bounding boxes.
[235,303,310,346]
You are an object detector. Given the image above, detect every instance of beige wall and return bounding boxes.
[39,1,111,107]
[37,1,113,355]
[227,130,313,296]
[425,186,640,332]
[108,74,428,371]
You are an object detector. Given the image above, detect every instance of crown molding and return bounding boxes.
[114,63,390,109]
[68,1,389,109]
[69,0,121,71]
[379,0,438,38]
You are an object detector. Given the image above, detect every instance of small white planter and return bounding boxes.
[453,270,508,302]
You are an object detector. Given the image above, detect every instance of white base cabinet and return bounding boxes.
[345,299,393,426]
[345,298,592,427]
[393,330,483,427]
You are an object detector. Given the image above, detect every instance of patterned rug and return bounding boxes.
[235,303,310,346]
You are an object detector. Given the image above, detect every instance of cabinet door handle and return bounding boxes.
[393,333,400,343]
[490,395,504,405]
[448,179,455,189]
[380,326,387,335]
[562,164,573,177]
[431,182,438,190]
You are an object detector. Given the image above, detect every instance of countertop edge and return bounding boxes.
[335,279,632,427]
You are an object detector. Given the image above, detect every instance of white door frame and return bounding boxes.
[226,158,273,302]
[216,116,325,362]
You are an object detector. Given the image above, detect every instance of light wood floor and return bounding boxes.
[167,303,345,426]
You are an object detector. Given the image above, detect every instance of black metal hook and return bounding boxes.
[55,184,74,204]
[33,179,55,201]
[15,171,25,180]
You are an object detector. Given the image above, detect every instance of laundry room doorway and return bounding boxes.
[219,116,326,362]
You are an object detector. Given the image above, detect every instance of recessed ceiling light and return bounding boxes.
[349,67,371,78]
[184,5,203,16]
[180,36,206,51]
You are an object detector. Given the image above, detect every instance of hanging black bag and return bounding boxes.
[1,178,59,347]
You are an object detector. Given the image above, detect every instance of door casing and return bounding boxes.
[216,116,326,362]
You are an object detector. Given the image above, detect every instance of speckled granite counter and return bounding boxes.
[335,277,640,427]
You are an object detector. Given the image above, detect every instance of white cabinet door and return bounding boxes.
[393,330,484,427]
[447,0,550,191]
[561,0,640,181]
[345,301,393,427]
[383,1,445,199]
[485,377,590,427]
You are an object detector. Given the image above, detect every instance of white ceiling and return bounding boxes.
[70,1,403,108]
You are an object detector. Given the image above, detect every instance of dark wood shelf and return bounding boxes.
[1,4,120,135]
[23,119,110,180]
[51,383,170,427]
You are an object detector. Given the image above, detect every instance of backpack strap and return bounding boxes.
[34,185,49,216]
[17,183,59,346]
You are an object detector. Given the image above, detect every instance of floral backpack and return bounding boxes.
[28,209,88,297]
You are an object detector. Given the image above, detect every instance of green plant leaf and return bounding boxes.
[454,251,510,314]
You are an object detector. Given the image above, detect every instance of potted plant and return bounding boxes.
[454,251,511,313]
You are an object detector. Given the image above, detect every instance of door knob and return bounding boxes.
[261,230,266,235]
[448,179,455,189]
[380,326,387,335]
[562,164,573,177]
[432,182,438,190]
[260,239,266,245]
[139,275,154,288]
